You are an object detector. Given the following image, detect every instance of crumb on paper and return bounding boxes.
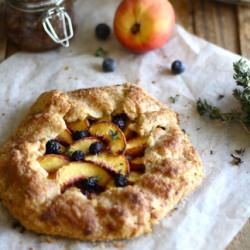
[68,76,79,81]
[1,112,5,116]
[89,242,107,250]
[218,94,225,100]
[134,79,140,85]
[196,127,201,131]
[64,66,69,71]
[113,241,125,249]
[169,207,178,217]
[152,80,156,84]
[39,236,54,244]
[210,150,214,155]
[44,236,54,243]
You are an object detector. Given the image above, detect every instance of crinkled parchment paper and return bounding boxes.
[0,1,250,249]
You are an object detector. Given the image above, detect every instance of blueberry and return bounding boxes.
[171,60,185,75]
[82,177,98,191]
[114,173,128,187]
[95,23,111,40]
[71,150,85,161]
[89,142,103,154]
[72,130,89,141]
[102,58,116,73]
[112,114,127,130]
[46,140,62,154]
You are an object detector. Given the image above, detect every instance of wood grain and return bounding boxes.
[0,1,6,62]
[237,5,250,58]
[172,0,250,58]
[183,0,240,53]
[227,220,250,250]
[171,0,194,33]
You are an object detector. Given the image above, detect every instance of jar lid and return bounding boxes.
[6,0,64,12]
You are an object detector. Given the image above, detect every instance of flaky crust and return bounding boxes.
[0,83,203,241]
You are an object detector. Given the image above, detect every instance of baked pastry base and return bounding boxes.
[0,83,203,241]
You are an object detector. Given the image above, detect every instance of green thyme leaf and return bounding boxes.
[169,94,180,104]
[109,130,119,140]
[233,59,250,88]
[196,98,241,122]
[196,99,223,120]
[95,47,108,58]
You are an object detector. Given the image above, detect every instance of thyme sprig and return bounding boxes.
[197,59,250,132]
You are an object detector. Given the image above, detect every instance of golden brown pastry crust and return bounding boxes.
[0,83,203,241]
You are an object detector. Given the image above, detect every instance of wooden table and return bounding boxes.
[172,0,250,59]
[0,0,250,249]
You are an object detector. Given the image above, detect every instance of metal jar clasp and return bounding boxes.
[42,7,74,47]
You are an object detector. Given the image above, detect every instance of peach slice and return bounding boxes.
[98,115,112,122]
[128,172,141,184]
[67,119,89,132]
[130,157,145,172]
[68,137,101,154]
[107,179,115,189]
[39,154,70,172]
[57,129,73,145]
[126,136,148,156]
[85,152,129,175]
[56,162,111,188]
[89,121,126,154]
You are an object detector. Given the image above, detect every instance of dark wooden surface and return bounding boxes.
[171,0,250,58]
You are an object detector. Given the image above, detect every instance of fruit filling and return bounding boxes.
[38,114,148,196]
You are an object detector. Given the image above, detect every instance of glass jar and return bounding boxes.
[5,0,75,52]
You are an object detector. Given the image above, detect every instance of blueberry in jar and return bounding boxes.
[114,173,128,187]
[89,142,104,154]
[46,140,62,154]
[95,23,111,40]
[112,114,127,130]
[71,150,85,161]
[102,58,116,72]
[72,130,89,141]
[171,60,185,75]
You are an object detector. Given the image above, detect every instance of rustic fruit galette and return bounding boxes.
[0,83,203,241]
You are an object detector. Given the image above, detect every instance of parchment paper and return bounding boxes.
[0,1,250,249]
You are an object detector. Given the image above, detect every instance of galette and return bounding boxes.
[0,83,203,240]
